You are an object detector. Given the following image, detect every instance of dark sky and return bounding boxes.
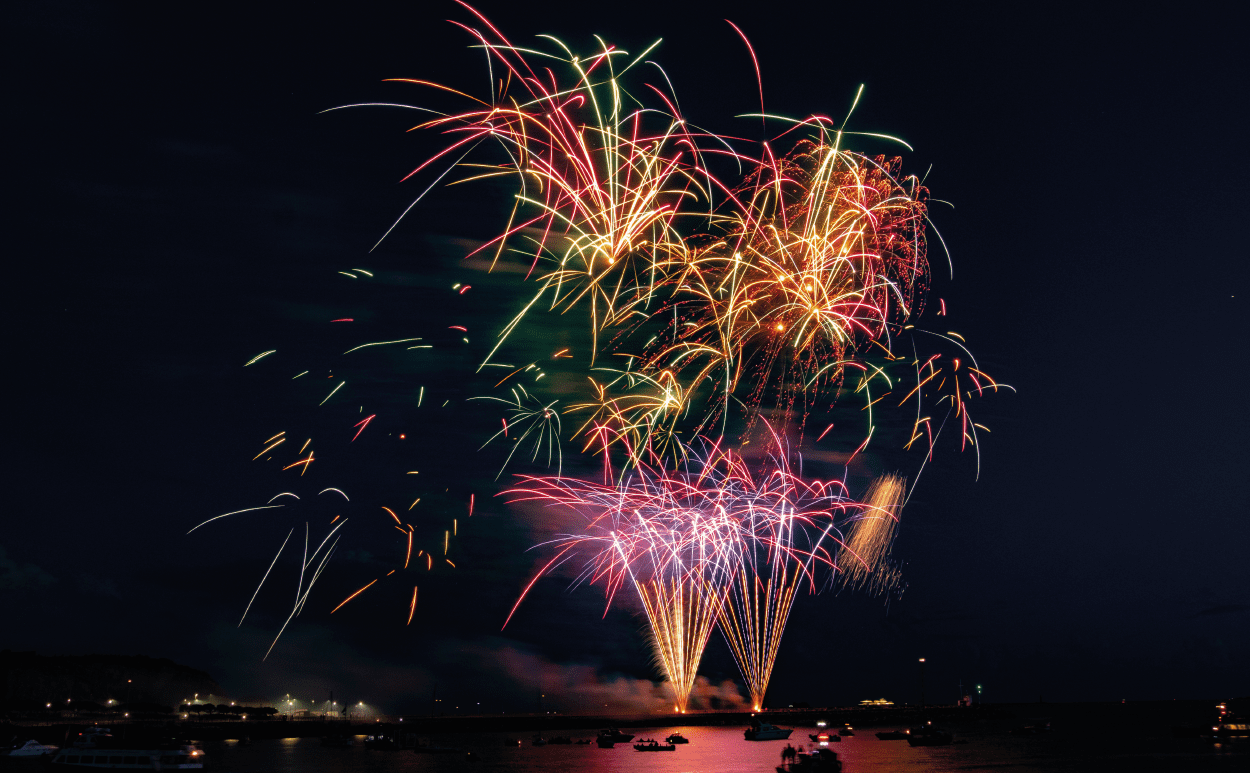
[7,0,1247,713]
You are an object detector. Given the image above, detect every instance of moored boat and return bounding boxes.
[807,731,839,743]
[665,732,689,744]
[1010,722,1051,735]
[905,723,953,746]
[49,727,202,770]
[599,728,634,743]
[777,747,842,772]
[746,720,793,741]
[320,735,354,748]
[633,740,676,751]
[413,742,463,754]
[6,740,58,757]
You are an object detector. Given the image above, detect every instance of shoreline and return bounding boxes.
[4,699,1221,741]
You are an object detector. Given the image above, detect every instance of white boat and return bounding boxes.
[745,720,793,741]
[50,746,204,769]
[7,740,58,757]
[48,727,203,769]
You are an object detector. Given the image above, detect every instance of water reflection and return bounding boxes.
[207,721,1245,773]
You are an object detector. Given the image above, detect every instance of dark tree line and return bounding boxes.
[177,703,278,718]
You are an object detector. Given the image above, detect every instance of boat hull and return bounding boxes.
[746,729,793,741]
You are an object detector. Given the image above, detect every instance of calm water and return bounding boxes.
[207,721,1247,773]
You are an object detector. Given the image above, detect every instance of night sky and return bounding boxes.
[7,1,1247,714]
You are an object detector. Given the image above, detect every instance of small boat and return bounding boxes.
[634,740,676,751]
[837,725,855,737]
[665,732,689,744]
[875,730,908,740]
[531,736,547,746]
[599,728,635,743]
[777,747,842,772]
[596,736,616,748]
[413,742,463,754]
[807,731,839,743]
[363,735,399,750]
[906,724,953,747]
[6,740,58,757]
[746,720,793,741]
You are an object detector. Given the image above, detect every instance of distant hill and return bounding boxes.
[0,651,221,708]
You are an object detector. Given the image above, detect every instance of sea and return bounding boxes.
[205,717,1247,773]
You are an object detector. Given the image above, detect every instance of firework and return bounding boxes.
[205,7,1012,693]
[360,10,727,373]
[505,437,861,710]
[836,473,906,593]
[712,439,863,712]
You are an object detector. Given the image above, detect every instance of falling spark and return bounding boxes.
[245,350,276,366]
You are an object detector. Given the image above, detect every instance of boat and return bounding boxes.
[6,740,58,757]
[531,735,547,746]
[320,735,354,748]
[807,731,839,743]
[49,727,203,770]
[599,728,635,743]
[665,732,689,744]
[634,740,676,751]
[363,735,399,750]
[745,720,793,741]
[1213,699,1250,742]
[837,725,855,737]
[413,742,463,754]
[905,724,953,746]
[575,738,592,744]
[874,730,908,740]
[777,747,842,772]
[595,736,616,748]
[1010,722,1051,735]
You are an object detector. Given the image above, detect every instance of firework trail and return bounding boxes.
[369,6,1008,474]
[503,446,739,711]
[712,440,877,712]
[504,436,861,711]
[353,5,727,374]
[836,473,906,593]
